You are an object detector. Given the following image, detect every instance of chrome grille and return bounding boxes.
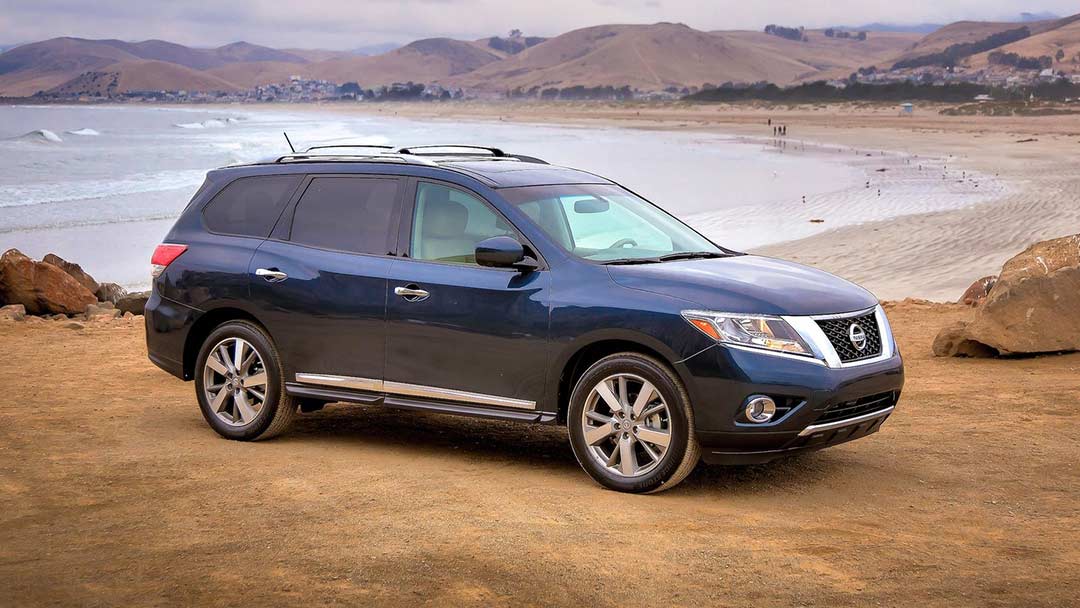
[815,312,882,363]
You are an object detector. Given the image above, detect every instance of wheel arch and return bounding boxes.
[552,331,687,424]
[182,306,265,380]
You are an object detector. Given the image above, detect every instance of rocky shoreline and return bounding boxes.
[0,248,149,327]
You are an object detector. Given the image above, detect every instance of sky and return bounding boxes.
[0,0,1076,49]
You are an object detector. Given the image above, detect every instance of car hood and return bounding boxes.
[606,255,878,316]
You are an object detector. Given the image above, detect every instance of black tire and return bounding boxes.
[193,320,296,440]
[567,352,700,493]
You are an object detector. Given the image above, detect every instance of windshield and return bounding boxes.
[501,184,725,263]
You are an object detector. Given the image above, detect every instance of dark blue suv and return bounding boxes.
[146,145,904,493]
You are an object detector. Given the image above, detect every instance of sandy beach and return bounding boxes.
[300,101,1080,301]
[2,301,1078,606]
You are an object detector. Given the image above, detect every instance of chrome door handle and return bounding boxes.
[394,285,429,301]
[256,268,288,282]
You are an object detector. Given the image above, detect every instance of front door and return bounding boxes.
[385,180,552,412]
[249,175,403,389]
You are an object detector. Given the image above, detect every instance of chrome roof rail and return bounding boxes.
[396,145,507,157]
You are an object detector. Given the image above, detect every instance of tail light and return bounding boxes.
[151,244,187,278]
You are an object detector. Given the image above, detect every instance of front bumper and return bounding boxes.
[677,339,905,465]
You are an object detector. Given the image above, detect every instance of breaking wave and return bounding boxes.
[66,128,101,136]
[11,129,63,143]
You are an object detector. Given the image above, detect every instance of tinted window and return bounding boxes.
[410,182,515,265]
[202,175,301,237]
[290,177,399,254]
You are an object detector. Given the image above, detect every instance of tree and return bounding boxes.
[1055,49,1066,62]
[509,29,522,38]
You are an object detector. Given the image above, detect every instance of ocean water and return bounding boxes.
[0,105,999,290]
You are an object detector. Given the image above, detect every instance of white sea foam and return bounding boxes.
[12,129,63,143]
[66,128,101,136]
[0,169,207,208]
[174,122,206,129]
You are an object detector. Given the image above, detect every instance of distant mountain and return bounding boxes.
[1020,12,1059,23]
[454,23,919,92]
[848,23,942,34]
[883,13,1079,70]
[1,14,1078,99]
[0,37,305,95]
[349,42,402,56]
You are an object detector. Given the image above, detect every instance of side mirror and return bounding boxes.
[475,236,538,270]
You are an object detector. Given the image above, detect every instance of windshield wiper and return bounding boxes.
[599,257,662,265]
[656,251,730,262]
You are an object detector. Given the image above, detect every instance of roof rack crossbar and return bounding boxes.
[396,145,507,157]
[304,144,395,153]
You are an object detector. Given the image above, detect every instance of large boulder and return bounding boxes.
[96,282,127,305]
[958,275,996,306]
[116,291,150,316]
[931,321,997,358]
[0,304,26,322]
[0,249,98,315]
[42,253,99,294]
[935,234,1080,356]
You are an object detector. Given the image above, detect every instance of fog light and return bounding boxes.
[744,395,777,423]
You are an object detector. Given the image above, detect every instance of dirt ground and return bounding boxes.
[1,302,1078,607]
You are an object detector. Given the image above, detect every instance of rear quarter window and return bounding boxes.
[202,175,302,238]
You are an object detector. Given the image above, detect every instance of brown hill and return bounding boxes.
[46,60,239,96]
[0,38,140,95]
[886,15,1075,67]
[965,15,1080,71]
[454,23,893,92]
[0,37,307,96]
[721,30,922,81]
[305,38,502,85]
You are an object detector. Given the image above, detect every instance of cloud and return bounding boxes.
[2,0,1076,49]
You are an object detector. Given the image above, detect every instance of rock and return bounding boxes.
[122,311,135,319]
[85,303,121,320]
[958,275,997,306]
[95,282,127,305]
[964,234,1080,354]
[117,291,150,316]
[23,315,45,325]
[932,321,997,358]
[0,249,98,315]
[65,321,85,330]
[42,253,99,294]
[0,304,26,321]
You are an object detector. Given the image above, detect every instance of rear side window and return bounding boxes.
[290,177,399,254]
[202,175,302,237]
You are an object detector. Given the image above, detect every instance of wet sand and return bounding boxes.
[309,101,1080,301]
[2,301,1078,606]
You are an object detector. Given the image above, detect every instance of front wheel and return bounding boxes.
[567,353,700,493]
[194,320,296,440]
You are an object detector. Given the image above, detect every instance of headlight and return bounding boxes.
[682,310,813,356]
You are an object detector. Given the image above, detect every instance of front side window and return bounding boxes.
[502,184,723,263]
[202,175,302,237]
[410,182,515,265]
[290,177,399,254]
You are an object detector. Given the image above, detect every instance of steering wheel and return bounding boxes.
[609,238,638,249]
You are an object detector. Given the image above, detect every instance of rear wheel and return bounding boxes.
[567,352,700,493]
[194,320,296,440]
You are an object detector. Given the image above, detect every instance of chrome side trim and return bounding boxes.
[383,381,536,410]
[295,373,382,392]
[294,373,536,410]
[797,406,894,437]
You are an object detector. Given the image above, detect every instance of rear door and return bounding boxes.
[249,174,404,390]
[383,179,552,413]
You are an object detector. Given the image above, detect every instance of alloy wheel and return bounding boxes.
[202,337,268,427]
[580,373,672,477]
